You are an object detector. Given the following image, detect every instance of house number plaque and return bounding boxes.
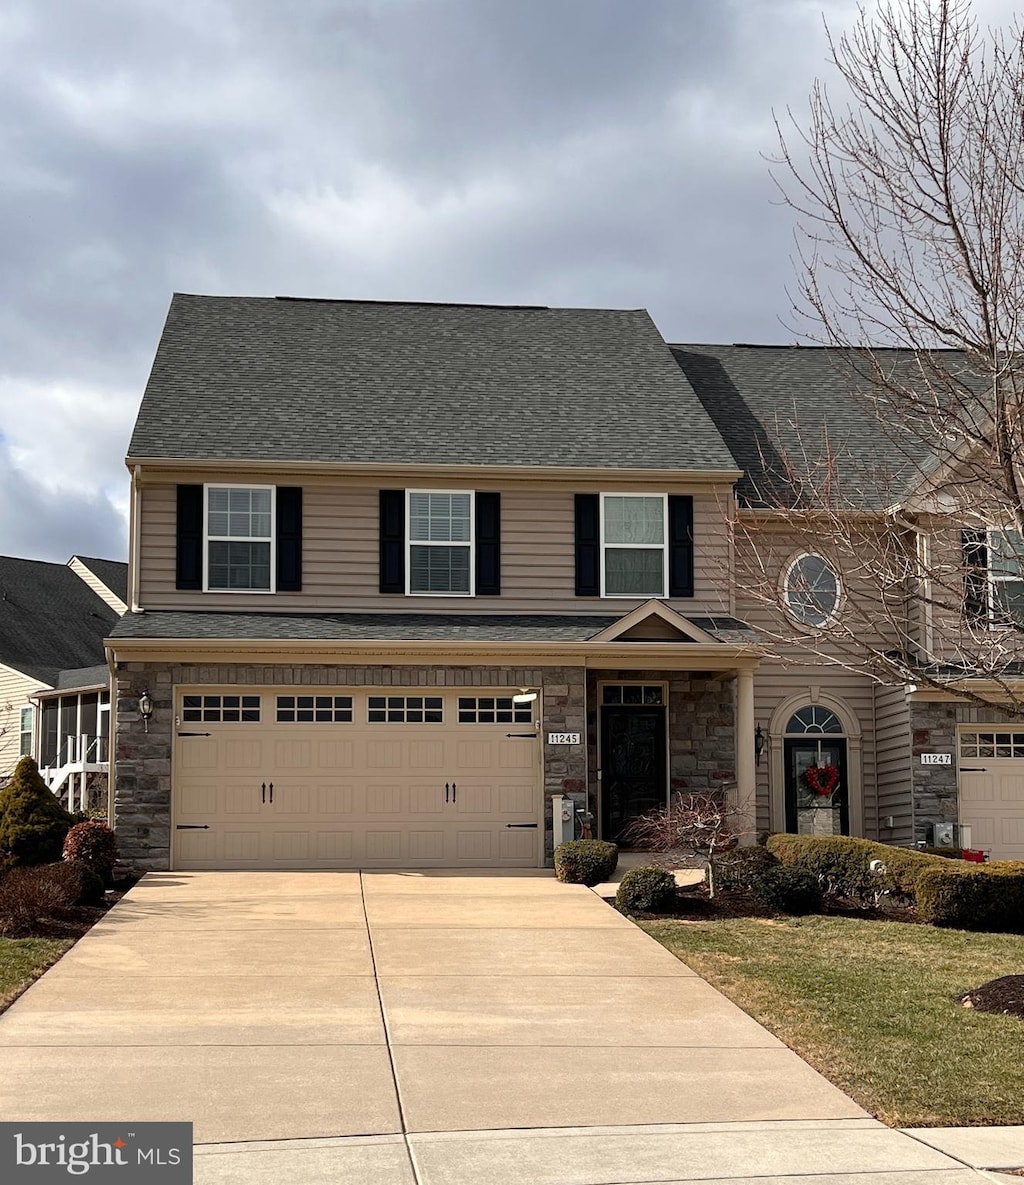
[548,732,582,745]
[920,753,952,765]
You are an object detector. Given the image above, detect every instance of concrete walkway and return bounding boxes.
[0,870,995,1183]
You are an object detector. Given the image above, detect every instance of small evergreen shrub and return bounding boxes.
[554,839,618,886]
[915,863,1024,931]
[66,861,106,906]
[754,865,822,915]
[0,757,74,868]
[715,844,780,892]
[0,863,80,935]
[615,865,676,914]
[63,820,118,878]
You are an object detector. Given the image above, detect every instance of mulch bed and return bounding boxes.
[629,884,923,924]
[959,975,1024,1020]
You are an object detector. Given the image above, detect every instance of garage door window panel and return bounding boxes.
[276,695,353,723]
[961,730,1024,758]
[368,695,443,723]
[182,695,261,723]
[457,696,532,724]
[206,486,275,592]
[407,492,474,595]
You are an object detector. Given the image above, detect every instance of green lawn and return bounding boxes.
[0,938,73,1012]
[640,915,1024,1127]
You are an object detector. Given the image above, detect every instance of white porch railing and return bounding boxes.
[40,734,109,812]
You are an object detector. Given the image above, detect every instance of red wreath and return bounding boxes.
[803,764,840,796]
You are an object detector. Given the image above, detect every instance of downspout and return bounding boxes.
[106,646,117,830]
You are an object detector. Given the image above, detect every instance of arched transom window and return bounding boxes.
[785,706,843,735]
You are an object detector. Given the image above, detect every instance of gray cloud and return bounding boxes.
[2,0,1018,562]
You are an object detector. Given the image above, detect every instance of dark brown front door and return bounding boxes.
[600,706,667,844]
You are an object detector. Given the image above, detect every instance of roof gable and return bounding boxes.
[0,556,120,684]
[129,295,737,472]
[589,600,718,644]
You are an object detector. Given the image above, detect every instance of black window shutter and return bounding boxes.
[276,487,303,592]
[962,528,988,621]
[575,494,600,596]
[668,495,695,598]
[379,490,405,593]
[475,492,501,596]
[176,484,203,591]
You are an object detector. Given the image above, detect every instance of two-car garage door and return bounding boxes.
[172,688,541,869]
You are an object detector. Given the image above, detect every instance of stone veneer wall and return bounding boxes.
[585,670,736,837]
[115,661,577,871]
[909,699,1023,845]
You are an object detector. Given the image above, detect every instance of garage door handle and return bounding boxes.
[961,767,988,772]
[176,824,210,830]
[452,782,457,803]
[506,733,536,739]
[445,782,450,803]
[506,823,538,829]
[262,782,266,804]
[269,782,274,803]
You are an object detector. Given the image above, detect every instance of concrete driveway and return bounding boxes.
[0,871,984,1184]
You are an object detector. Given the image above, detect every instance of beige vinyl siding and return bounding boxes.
[69,557,128,613]
[137,473,734,616]
[0,665,47,776]
[752,663,879,839]
[873,683,913,845]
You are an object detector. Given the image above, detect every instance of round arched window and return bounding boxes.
[785,706,843,734]
[784,554,841,626]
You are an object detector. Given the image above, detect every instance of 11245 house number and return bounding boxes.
[548,732,582,745]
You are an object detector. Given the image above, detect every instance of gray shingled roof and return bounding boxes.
[52,665,110,692]
[0,557,120,685]
[670,344,962,510]
[128,296,737,471]
[75,556,128,604]
[109,610,761,646]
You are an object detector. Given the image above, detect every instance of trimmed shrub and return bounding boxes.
[715,844,780,892]
[0,757,74,869]
[754,865,822,915]
[67,861,106,906]
[915,863,1024,931]
[0,863,81,936]
[554,839,618,886]
[765,833,951,903]
[615,865,676,914]
[63,820,118,878]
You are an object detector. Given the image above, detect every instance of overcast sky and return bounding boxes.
[0,0,1015,563]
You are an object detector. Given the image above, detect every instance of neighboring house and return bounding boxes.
[0,555,127,808]
[104,294,1022,872]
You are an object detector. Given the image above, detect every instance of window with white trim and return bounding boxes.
[601,494,667,597]
[206,486,274,591]
[988,529,1024,624]
[407,491,473,595]
[783,553,841,627]
[960,729,1024,758]
[19,707,32,755]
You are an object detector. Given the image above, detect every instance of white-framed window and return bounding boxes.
[783,553,841,627]
[600,494,668,597]
[182,694,261,723]
[205,485,275,592]
[457,696,532,724]
[368,695,443,723]
[407,491,474,596]
[19,706,33,756]
[987,528,1024,624]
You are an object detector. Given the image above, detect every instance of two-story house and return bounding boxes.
[105,295,1024,871]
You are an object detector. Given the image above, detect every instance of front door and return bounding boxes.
[784,738,849,835]
[600,706,667,844]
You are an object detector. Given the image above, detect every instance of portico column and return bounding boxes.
[734,668,756,844]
